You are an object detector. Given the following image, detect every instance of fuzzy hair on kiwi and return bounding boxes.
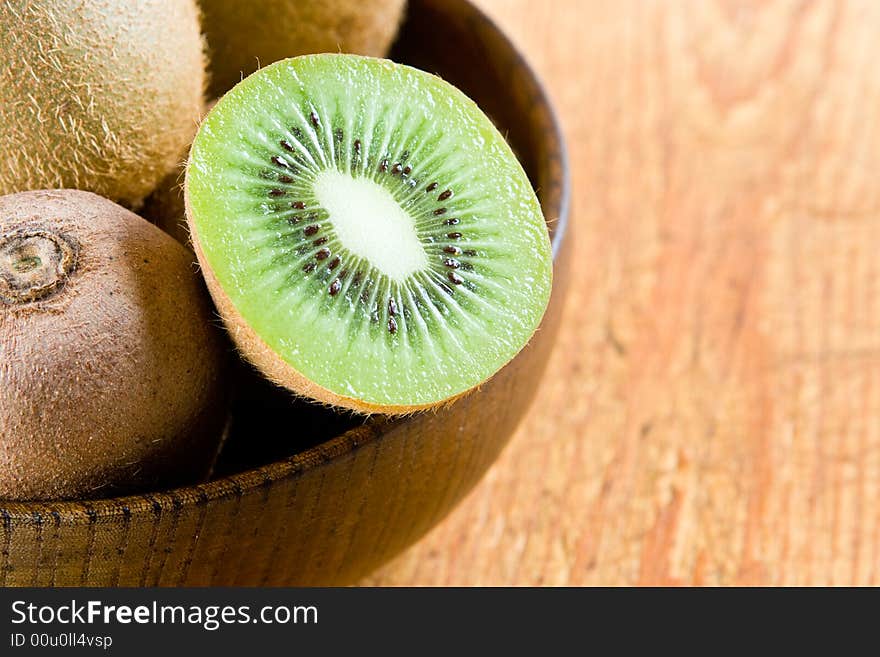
[141,100,216,248]
[140,158,193,247]
[0,0,206,208]
[199,0,406,97]
[185,55,553,416]
[0,189,228,501]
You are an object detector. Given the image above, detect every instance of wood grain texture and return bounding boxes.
[365,0,880,585]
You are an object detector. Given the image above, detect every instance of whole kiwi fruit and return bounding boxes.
[0,0,206,208]
[0,189,227,500]
[199,0,406,97]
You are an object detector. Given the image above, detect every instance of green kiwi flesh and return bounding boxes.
[186,54,552,414]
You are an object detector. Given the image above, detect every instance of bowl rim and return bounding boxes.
[0,0,571,521]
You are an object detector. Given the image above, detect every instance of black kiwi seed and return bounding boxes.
[433,208,447,216]
[313,237,327,246]
[438,189,453,201]
[271,155,291,168]
[303,262,316,273]
[304,225,320,236]
[310,110,320,128]
[278,175,294,183]
[443,218,459,226]
[391,163,402,175]
[403,165,412,175]
[280,139,294,152]
[426,182,438,192]
[354,139,361,153]
[316,248,330,260]
[447,271,464,285]
[388,297,397,316]
[443,246,461,255]
[328,256,340,270]
[443,258,460,269]
[387,317,398,334]
[292,201,306,209]
[446,232,462,239]
[379,158,388,172]
[463,249,478,257]
[329,279,341,295]
[268,189,285,197]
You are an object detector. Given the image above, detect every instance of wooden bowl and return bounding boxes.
[0,0,571,586]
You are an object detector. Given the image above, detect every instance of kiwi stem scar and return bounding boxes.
[0,229,77,304]
[312,169,427,282]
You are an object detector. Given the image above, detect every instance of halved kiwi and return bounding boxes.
[186,54,552,415]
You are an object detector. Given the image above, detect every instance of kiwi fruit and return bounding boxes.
[0,0,206,208]
[200,0,406,97]
[185,54,553,415]
[0,189,227,500]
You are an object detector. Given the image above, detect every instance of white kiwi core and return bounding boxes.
[313,169,427,281]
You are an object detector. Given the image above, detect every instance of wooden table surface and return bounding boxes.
[365,0,880,585]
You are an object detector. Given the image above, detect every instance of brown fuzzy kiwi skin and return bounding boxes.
[200,0,406,97]
[140,159,193,247]
[0,190,228,501]
[141,100,216,249]
[185,187,498,417]
[0,1,206,209]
